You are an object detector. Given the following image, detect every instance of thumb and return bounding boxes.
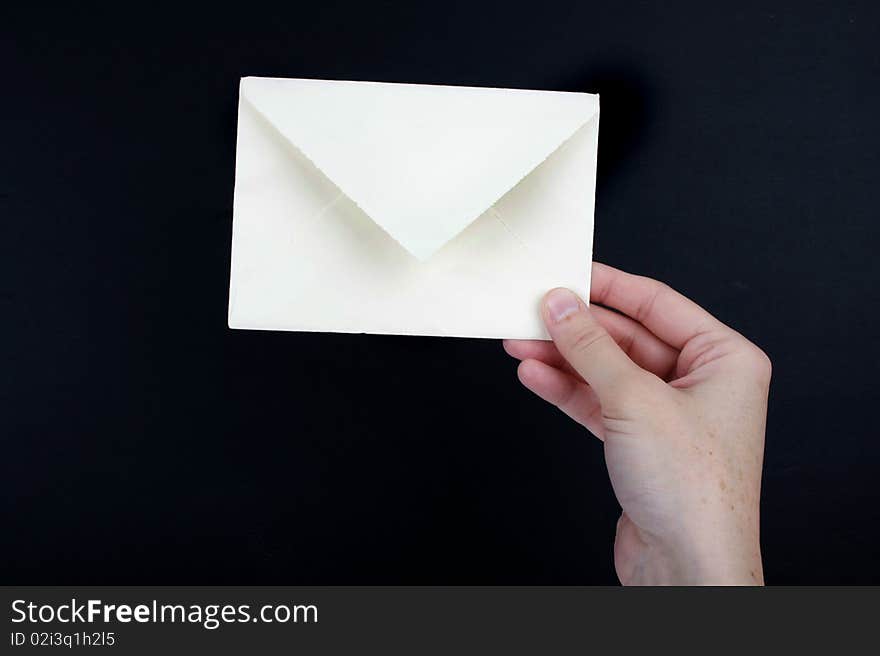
[542,288,644,406]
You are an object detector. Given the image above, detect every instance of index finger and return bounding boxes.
[590,262,726,349]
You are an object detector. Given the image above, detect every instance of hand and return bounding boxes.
[504,263,770,585]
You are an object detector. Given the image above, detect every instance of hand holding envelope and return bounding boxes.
[228,77,599,339]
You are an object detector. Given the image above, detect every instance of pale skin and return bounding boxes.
[503,262,770,585]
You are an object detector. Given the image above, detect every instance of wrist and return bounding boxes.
[623,522,763,586]
[665,521,764,585]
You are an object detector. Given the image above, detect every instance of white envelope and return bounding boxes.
[228,77,599,339]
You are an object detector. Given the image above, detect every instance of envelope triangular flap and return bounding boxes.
[241,77,599,260]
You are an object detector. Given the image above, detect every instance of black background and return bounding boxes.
[2,2,878,585]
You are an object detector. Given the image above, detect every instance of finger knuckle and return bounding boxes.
[568,324,610,356]
[632,280,667,324]
[634,273,665,289]
[751,347,773,383]
[737,342,773,384]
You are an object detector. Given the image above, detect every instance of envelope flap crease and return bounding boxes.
[240,77,599,259]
